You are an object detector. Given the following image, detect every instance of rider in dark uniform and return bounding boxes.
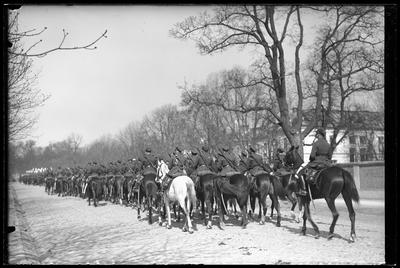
[272,148,287,176]
[246,146,272,184]
[238,150,249,174]
[297,127,332,196]
[190,145,215,187]
[217,146,239,178]
[166,146,186,178]
[141,148,158,176]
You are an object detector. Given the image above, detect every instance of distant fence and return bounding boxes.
[337,161,384,191]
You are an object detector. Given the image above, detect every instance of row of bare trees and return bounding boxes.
[171,5,384,156]
[9,5,384,174]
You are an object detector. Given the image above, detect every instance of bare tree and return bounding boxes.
[171,5,384,157]
[306,6,384,155]
[7,11,107,142]
[171,5,308,154]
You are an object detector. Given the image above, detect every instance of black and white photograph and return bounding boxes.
[5,4,392,265]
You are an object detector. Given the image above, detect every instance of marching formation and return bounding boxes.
[19,128,360,242]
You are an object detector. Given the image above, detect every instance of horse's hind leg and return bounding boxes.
[342,191,357,242]
[259,193,268,225]
[305,202,320,238]
[325,197,339,240]
[248,194,256,221]
[270,193,281,227]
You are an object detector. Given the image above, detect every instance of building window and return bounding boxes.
[349,135,356,145]
[360,147,368,162]
[349,148,356,162]
[359,136,367,145]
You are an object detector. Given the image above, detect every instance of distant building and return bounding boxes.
[302,110,384,163]
[252,110,384,164]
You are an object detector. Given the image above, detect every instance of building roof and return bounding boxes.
[303,109,384,131]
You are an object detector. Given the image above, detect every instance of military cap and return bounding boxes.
[222,146,229,152]
[191,150,198,155]
[277,148,284,153]
[145,148,152,153]
[241,150,247,157]
[175,146,183,153]
[202,145,209,152]
[316,127,326,137]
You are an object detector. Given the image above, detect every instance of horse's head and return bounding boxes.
[284,145,304,170]
[156,160,169,182]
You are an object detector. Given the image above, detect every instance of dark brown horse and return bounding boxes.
[214,173,250,229]
[195,173,217,229]
[284,146,360,242]
[249,173,286,226]
[137,173,159,224]
[270,172,302,223]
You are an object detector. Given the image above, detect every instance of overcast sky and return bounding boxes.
[14,5,382,147]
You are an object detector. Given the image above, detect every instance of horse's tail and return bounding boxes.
[186,179,197,212]
[271,175,287,200]
[342,168,360,203]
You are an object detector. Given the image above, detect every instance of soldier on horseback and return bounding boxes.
[216,146,240,178]
[190,145,215,189]
[246,146,272,185]
[297,127,332,196]
[166,146,187,180]
[140,147,158,176]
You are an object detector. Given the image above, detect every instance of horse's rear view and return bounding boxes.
[163,175,197,233]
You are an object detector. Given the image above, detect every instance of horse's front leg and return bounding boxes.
[306,203,320,238]
[166,199,172,229]
[217,192,226,229]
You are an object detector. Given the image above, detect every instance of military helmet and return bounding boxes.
[316,127,326,137]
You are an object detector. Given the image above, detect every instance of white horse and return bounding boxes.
[157,160,197,233]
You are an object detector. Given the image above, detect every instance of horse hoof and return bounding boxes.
[276,222,281,227]
[327,233,334,240]
[207,224,212,229]
[167,224,172,229]
[137,216,141,220]
[349,234,356,243]
[188,228,194,234]
[259,221,265,225]
[224,215,229,221]
[182,227,188,232]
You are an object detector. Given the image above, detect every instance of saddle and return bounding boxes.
[250,166,269,177]
[196,165,214,176]
[305,161,332,186]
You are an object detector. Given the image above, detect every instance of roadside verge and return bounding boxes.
[7,184,41,264]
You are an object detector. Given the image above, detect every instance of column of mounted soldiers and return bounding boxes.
[19,127,333,205]
[19,144,287,201]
